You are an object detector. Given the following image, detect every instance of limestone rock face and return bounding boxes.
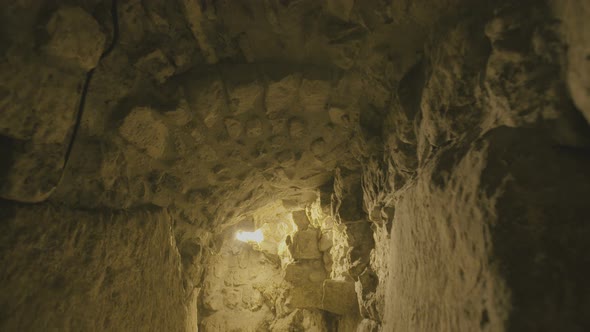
[291,210,310,230]
[284,261,326,309]
[322,280,359,315]
[135,49,175,83]
[119,107,170,159]
[287,228,321,260]
[0,204,187,332]
[552,0,590,123]
[265,75,300,119]
[1,0,589,331]
[45,7,106,70]
[0,32,90,201]
[229,83,263,115]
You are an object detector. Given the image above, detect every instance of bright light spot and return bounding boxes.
[236,229,264,243]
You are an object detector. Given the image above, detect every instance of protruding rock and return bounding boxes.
[357,319,380,332]
[324,0,355,21]
[284,262,325,309]
[269,135,287,151]
[119,107,169,159]
[245,118,263,137]
[287,228,321,259]
[135,49,175,83]
[224,118,243,139]
[197,144,218,162]
[270,309,327,331]
[300,79,330,112]
[554,0,590,123]
[292,210,310,230]
[266,75,299,119]
[288,117,306,138]
[229,84,263,115]
[276,150,295,165]
[284,261,324,286]
[164,99,192,126]
[322,280,359,315]
[45,7,106,70]
[186,79,226,128]
[328,107,349,126]
[318,231,333,251]
[222,288,241,309]
[310,138,326,157]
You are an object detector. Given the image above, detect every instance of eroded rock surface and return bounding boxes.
[1,0,589,331]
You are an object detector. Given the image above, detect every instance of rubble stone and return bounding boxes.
[45,7,106,70]
[119,107,169,159]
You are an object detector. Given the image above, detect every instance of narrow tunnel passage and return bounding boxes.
[1,0,590,331]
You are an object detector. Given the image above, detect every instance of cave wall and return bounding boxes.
[362,1,590,331]
[0,0,589,331]
[0,203,192,331]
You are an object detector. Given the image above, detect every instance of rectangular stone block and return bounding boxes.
[322,280,359,315]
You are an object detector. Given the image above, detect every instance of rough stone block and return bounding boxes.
[324,0,355,21]
[318,231,333,252]
[300,79,330,112]
[186,79,226,128]
[45,7,106,70]
[322,280,359,315]
[266,75,299,119]
[288,117,306,138]
[135,49,175,83]
[222,288,241,309]
[270,309,327,331]
[310,138,326,157]
[328,107,349,126]
[229,83,263,115]
[0,56,86,202]
[119,107,169,159]
[164,100,192,126]
[555,0,590,123]
[224,118,243,139]
[245,118,263,137]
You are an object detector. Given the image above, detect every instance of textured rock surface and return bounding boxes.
[0,203,188,331]
[552,0,590,123]
[1,0,589,331]
[45,6,106,70]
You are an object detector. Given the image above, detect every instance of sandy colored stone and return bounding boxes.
[322,280,359,315]
[310,138,326,157]
[45,7,106,70]
[135,49,175,83]
[318,231,333,252]
[119,107,169,159]
[552,0,590,123]
[2,1,589,332]
[245,118,263,137]
[292,210,310,230]
[229,83,263,115]
[288,117,306,138]
[0,205,187,332]
[300,79,330,112]
[265,75,299,119]
[324,0,355,21]
[224,118,243,139]
[328,107,349,126]
[288,229,321,260]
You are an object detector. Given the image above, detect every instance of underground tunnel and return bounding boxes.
[1,0,590,331]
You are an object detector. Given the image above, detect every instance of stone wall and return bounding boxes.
[0,0,589,331]
[362,1,590,331]
[0,203,191,331]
